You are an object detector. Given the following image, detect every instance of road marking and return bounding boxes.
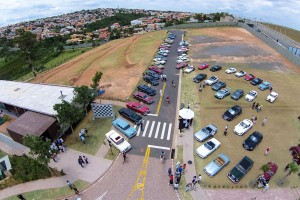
[96,191,107,200]
[156,82,166,115]
[167,123,172,140]
[148,144,171,150]
[136,125,141,136]
[154,122,161,138]
[148,121,155,138]
[160,122,166,139]
[142,121,149,137]
[147,113,158,116]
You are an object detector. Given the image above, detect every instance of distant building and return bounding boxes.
[187,17,199,23]
[131,19,143,26]
[220,15,235,22]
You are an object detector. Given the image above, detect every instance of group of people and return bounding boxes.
[78,155,89,168]
[186,174,202,192]
[79,128,88,144]
[252,102,263,112]
[168,162,186,190]
[48,138,66,162]
[160,74,167,81]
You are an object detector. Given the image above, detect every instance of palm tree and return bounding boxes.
[277,162,299,185]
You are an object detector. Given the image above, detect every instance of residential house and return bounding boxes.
[220,15,235,22]
[131,19,143,26]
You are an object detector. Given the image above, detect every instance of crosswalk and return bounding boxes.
[133,120,173,141]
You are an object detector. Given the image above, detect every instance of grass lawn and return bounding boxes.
[4,179,89,200]
[65,106,121,155]
[104,145,119,160]
[176,145,193,200]
[0,150,7,157]
[262,23,300,43]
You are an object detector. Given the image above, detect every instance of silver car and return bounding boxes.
[204,153,230,177]
[194,124,218,142]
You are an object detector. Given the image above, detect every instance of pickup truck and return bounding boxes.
[227,156,254,183]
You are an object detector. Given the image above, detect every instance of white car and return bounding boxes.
[195,138,221,158]
[184,65,195,73]
[225,68,237,74]
[235,71,246,77]
[266,92,278,103]
[105,130,131,153]
[177,58,189,64]
[177,55,189,60]
[204,76,218,86]
[234,119,253,136]
[245,90,258,102]
[159,48,169,53]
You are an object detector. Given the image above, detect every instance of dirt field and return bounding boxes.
[32,31,166,100]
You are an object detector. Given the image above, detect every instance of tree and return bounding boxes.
[277,162,299,185]
[53,100,84,134]
[73,85,94,115]
[56,43,64,53]
[23,135,51,166]
[260,164,270,172]
[90,71,103,90]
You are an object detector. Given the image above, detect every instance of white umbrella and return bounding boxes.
[179,108,194,119]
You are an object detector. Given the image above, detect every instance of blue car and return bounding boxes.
[112,118,137,138]
[258,82,271,91]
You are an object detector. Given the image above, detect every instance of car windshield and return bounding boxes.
[133,105,141,109]
[202,127,212,134]
[209,77,215,81]
[204,141,215,150]
[270,94,276,98]
[123,125,130,130]
[250,135,258,142]
[214,157,225,167]
[228,108,236,115]
[111,136,124,145]
[142,95,148,99]
[240,122,248,128]
[249,92,256,96]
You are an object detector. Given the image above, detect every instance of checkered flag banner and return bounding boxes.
[91,103,114,119]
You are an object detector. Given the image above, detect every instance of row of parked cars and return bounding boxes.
[190,64,278,183]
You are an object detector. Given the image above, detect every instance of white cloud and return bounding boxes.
[0,0,299,30]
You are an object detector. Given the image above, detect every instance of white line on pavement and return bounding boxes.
[136,125,141,136]
[147,113,158,116]
[142,121,150,137]
[167,123,172,140]
[154,122,161,138]
[95,191,107,200]
[160,122,166,139]
[148,121,156,138]
[148,144,170,150]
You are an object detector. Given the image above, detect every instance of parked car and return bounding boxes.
[177,59,189,64]
[215,87,231,99]
[193,73,207,83]
[212,81,226,91]
[231,89,244,100]
[184,65,195,73]
[258,82,271,90]
[196,138,221,158]
[153,64,165,69]
[198,63,209,70]
[145,70,160,80]
[204,153,230,177]
[243,131,263,151]
[143,76,159,86]
[234,119,253,136]
[245,90,258,102]
[133,91,154,104]
[227,156,254,183]
[194,124,218,142]
[245,74,255,81]
[289,146,300,165]
[118,108,142,125]
[176,62,188,69]
[158,51,168,57]
[266,92,278,103]
[126,102,150,116]
[149,66,163,74]
[210,65,222,72]
[251,78,263,86]
[204,76,218,85]
[257,161,278,185]
[225,68,236,74]
[153,59,166,65]
[112,118,137,138]
[235,71,246,77]
[222,105,242,121]
[137,84,156,96]
[105,130,131,153]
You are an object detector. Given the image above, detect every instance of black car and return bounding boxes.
[222,105,242,121]
[145,70,160,80]
[118,108,142,125]
[210,65,222,72]
[231,89,244,100]
[143,76,159,86]
[250,78,263,86]
[212,81,226,91]
[193,74,207,83]
[243,131,263,151]
[227,156,254,183]
[137,84,156,96]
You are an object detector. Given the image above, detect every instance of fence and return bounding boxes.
[164,22,300,67]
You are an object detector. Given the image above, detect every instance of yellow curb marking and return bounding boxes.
[156,82,166,115]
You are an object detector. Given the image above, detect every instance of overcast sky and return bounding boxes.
[0,0,299,30]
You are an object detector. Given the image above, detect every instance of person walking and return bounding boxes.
[166,96,170,104]
[269,86,273,93]
[251,115,255,122]
[262,117,267,126]
[140,119,144,131]
[78,156,84,168]
[198,174,202,184]
[192,176,197,190]
[263,183,269,192]
[168,167,172,176]
[172,80,176,87]
[252,102,256,110]
[72,185,79,194]
[169,174,174,186]
[224,125,228,136]
[178,165,183,176]
[174,182,179,190]
[199,85,202,92]
[182,163,186,174]
[176,161,180,170]
[176,175,181,184]
[265,147,270,156]
[122,152,127,164]
[83,156,89,164]
[254,116,257,124]
[67,180,73,189]
[255,103,259,111]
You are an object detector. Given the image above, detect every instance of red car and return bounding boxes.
[149,66,163,74]
[262,161,278,182]
[290,146,300,165]
[245,74,255,81]
[126,102,150,115]
[132,92,154,104]
[176,62,188,69]
[198,63,209,70]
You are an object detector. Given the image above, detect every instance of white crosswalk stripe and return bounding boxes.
[133,120,173,141]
